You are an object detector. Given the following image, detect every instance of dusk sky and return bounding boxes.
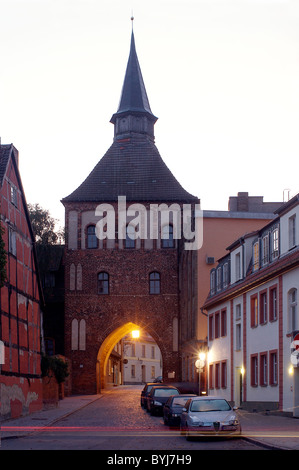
[0,0,298,230]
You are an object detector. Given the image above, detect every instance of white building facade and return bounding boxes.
[123,333,162,384]
[204,194,299,416]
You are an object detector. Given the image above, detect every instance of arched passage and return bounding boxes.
[96,322,163,392]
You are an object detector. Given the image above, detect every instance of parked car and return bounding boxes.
[153,376,162,383]
[163,394,196,426]
[146,385,180,415]
[140,383,156,407]
[180,396,241,439]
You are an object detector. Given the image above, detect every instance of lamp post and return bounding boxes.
[195,351,206,396]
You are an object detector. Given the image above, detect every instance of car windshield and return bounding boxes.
[172,397,192,406]
[190,399,231,412]
[154,389,179,397]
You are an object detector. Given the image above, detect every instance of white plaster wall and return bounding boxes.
[245,280,280,404]
[282,268,299,412]
[207,300,231,401]
[279,205,298,256]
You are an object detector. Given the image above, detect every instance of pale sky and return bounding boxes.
[0,0,298,230]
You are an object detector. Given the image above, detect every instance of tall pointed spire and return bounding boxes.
[110,28,158,141]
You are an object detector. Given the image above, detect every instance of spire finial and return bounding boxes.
[131,12,134,30]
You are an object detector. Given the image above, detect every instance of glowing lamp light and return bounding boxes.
[288,365,294,376]
[199,352,206,361]
[131,330,140,339]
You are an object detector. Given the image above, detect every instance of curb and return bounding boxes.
[243,436,288,451]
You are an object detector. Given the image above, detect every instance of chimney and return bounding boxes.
[237,192,249,212]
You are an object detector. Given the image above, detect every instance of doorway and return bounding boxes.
[235,367,243,407]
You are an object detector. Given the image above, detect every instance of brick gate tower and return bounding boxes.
[62,29,199,394]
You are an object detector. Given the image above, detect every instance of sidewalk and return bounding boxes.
[1,394,101,440]
[1,394,298,450]
[238,408,299,450]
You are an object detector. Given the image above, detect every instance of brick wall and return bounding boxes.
[63,200,185,394]
[0,149,43,419]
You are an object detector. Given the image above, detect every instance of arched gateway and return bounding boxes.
[62,30,199,395]
[97,322,164,392]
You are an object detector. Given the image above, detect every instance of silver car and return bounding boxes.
[180,396,241,439]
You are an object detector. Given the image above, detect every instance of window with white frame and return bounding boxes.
[251,355,258,387]
[289,215,296,249]
[262,234,269,265]
[271,228,279,260]
[269,286,278,322]
[235,252,241,280]
[223,263,229,288]
[221,361,227,388]
[235,303,241,320]
[260,291,267,324]
[270,351,278,386]
[10,185,18,207]
[288,288,297,333]
[260,353,268,386]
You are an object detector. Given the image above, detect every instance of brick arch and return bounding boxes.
[96,322,166,392]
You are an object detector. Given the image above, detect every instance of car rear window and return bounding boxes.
[172,397,192,406]
[154,388,179,397]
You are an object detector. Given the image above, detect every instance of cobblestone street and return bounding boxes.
[1,386,265,451]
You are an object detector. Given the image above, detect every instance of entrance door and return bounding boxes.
[235,368,243,407]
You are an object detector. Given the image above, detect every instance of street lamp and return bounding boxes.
[131,330,140,339]
[195,351,206,395]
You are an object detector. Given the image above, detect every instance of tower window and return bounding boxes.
[125,224,135,248]
[98,272,109,295]
[161,225,174,248]
[149,272,160,294]
[87,225,97,249]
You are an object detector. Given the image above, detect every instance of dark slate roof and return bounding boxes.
[62,136,198,203]
[36,244,65,272]
[111,31,157,124]
[0,143,12,185]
